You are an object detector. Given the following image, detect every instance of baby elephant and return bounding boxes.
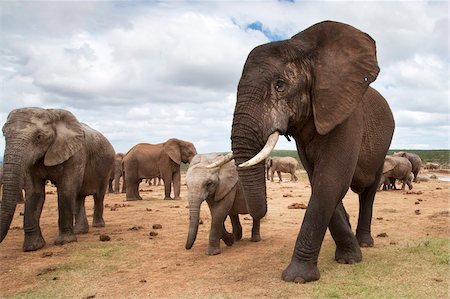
[185,153,261,255]
[380,155,413,190]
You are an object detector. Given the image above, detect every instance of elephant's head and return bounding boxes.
[164,138,197,165]
[185,154,238,249]
[1,107,84,242]
[231,21,379,220]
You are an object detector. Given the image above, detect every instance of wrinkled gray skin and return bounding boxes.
[185,153,261,255]
[108,153,125,193]
[266,156,299,182]
[392,152,421,182]
[380,156,413,190]
[0,108,115,251]
[231,21,394,283]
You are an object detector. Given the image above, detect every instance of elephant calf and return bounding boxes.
[185,153,261,255]
[380,156,413,191]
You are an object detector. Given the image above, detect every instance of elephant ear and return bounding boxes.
[382,156,396,174]
[44,109,85,166]
[291,20,380,135]
[214,159,239,201]
[164,139,181,165]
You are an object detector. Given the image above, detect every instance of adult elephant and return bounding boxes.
[380,156,413,190]
[1,108,115,251]
[123,138,197,201]
[393,152,421,182]
[185,153,260,255]
[108,153,125,194]
[266,156,299,182]
[228,21,394,283]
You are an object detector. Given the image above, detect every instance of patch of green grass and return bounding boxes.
[10,242,129,299]
[308,237,450,299]
[388,149,450,164]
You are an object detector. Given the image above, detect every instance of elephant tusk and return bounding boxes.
[239,131,279,168]
[206,152,234,169]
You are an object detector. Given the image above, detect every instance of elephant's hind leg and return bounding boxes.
[250,218,261,242]
[230,214,242,241]
[356,179,380,247]
[329,203,361,264]
[92,188,106,227]
[74,195,89,234]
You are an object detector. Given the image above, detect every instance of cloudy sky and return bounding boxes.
[1,1,448,156]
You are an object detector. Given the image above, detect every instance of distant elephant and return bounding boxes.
[267,156,299,182]
[425,162,440,170]
[229,21,394,283]
[185,153,260,255]
[108,153,125,194]
[393,152,422,182]
[123,138,197,201]
[0,108,115,251]
[380,156,413,190]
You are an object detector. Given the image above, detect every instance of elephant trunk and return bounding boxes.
[231,93,268,220]
[185,200,202,249]
[0,142,25,242]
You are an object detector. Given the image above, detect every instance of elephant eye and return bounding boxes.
[275,79,286,92]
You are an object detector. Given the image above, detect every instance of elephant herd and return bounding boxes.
[0,21,434,284]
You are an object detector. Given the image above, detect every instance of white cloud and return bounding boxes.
[0,1,448,156]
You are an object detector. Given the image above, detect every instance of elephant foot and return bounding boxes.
[222,233,235,247]
[54,232,77,246]
[164,197,173,200]
[335,241,362,264]
[92,218,105,228]
[173,196,182,200]
[206,247,221,255]
[281,260,320,283]
[233,229,243,241]
[23,232,46,252]
[251,234,261,242]
[356,233,374,248]
[74,223,89,234]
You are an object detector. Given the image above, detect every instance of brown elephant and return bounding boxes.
[229,21,394,283]
[123,138,197,201]
[266,156,299,182]
[1,108,115,251]
[380,156,413,190]
[108,153,125,194]
[392,151,421,182]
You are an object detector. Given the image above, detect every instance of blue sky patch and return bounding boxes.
[246,21,286,41]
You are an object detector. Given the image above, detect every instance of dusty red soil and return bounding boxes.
[0,170,448,298]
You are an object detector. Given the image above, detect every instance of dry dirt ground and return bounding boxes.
[0,170,449,298]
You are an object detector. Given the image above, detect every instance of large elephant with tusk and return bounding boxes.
[223,21,395,283]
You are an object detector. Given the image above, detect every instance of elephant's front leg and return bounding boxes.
[163,176,173,200]
[23,183,46,251]
[207,206,229,255]
[251,218,261,242]
[172,170,181,200]
[92,187,106,227]
[54,188,77,246]
[230,214,242,241]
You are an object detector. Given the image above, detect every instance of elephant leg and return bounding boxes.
[163,176,173,200]
[251,218,261,242]
[329,202,361,264]
[221,221,235,247]
[126,178,142,201]
[277,171,282,183]
[173,171,181,200]
[230,214,242,241]
[207,206,228,255]
[54,187,77,246]
[356,177,380,247]
[121,174,127,193]
[271,169,275,182]
[92,187,106,227]
[74,195,89,234]
[108,179,113,193]
[23,182,46,251]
